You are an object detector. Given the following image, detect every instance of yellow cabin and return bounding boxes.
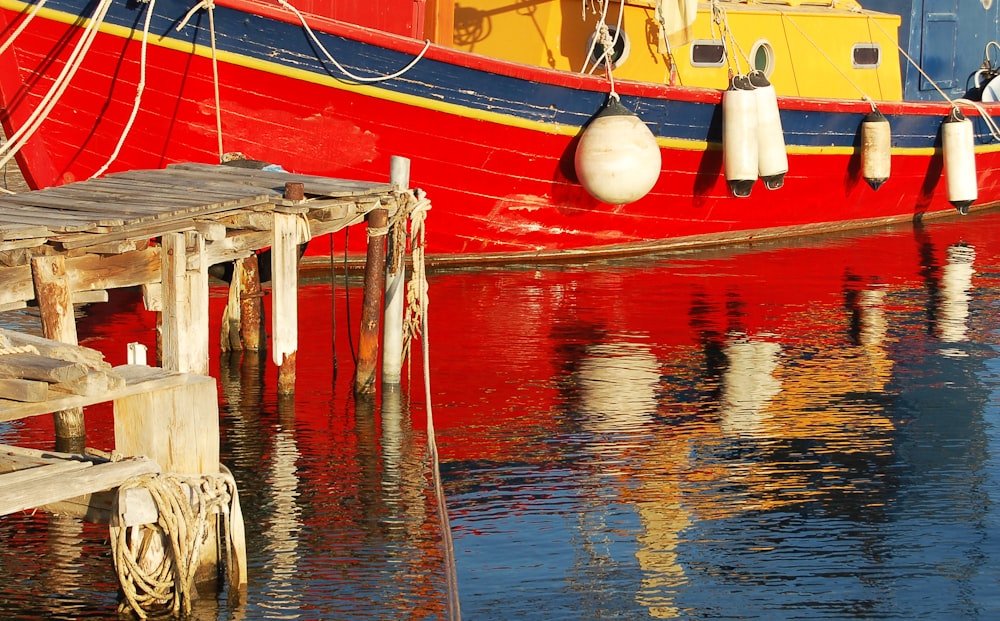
[449,0,903,100]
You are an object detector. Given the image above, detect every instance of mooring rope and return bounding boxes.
[111,471,239,619]
[177,0,225,160]
[0,0,115,171]
[400,189,461,621]
[276,0,431,83]
[91,0,156,178]
[0,0,49,56]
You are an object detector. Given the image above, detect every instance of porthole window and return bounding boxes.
[750,40,775,78]
[587,26,630,68]
[691,39,726,67]
[852,44,881,68]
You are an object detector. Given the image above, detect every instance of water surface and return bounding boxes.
[2,212,999,620]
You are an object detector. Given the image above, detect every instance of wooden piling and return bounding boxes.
[382,156,410,386]
[30,255,84,448]
[160,232,209,375]
[238,254,264,352]
[355,206,388,395]
[273,184,304,395]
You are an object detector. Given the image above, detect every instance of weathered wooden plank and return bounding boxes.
[67,246,162,292]
[0,364,202,422]
[0,223,51,241]
[0,353,89,383]
[0,328,110,369]
[0,378,49,402]
[166,162,392,196]
[0,456,160,517]
[0,207,101,232]
[0,458,92,488]
[50,368,126,397]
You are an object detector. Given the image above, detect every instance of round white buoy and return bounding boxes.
[860,109,891,191]
[574,96,662,205]
[723,75,758,197]
[941,108,977,214]
[749,71,787,190]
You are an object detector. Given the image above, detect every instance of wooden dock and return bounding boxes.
[0,160,414,616]
[0,162,395,314]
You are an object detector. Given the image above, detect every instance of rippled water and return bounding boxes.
[2,212,1000,620]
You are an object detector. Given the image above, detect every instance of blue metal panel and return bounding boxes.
[864,0,1000,101]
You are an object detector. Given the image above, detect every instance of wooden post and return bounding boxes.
[113,374,220,475]
[383,156,410,386]
[30,255,84,448]
[273,185,303,395]
[355,206,388,395]
[160,233,209,375]
[113,372,225,586]
[238,254,264,352]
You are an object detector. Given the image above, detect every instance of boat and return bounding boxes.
[2,0,1000,264]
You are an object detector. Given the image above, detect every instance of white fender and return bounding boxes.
[860,109,891,191]
[723,76,758,197]
[942,109,977,214]
[750,72,787,190]
[574,96,662,205]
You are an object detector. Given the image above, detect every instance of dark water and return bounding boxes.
[2,211,1000,620]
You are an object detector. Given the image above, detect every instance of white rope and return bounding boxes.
[176,0,224,160]
[0,0,115,171]
[111,471,239,619]
[91,0,156,178]
[782,11,875,106]
[0,0,49,56]
[276,0,430,83]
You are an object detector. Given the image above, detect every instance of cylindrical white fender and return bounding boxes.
[750,71,787,190]
[723,75,758,197]
[860,109,891,191]
[942,109,977,214]
[574,96,662,205]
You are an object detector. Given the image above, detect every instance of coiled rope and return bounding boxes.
[111,470,239,619]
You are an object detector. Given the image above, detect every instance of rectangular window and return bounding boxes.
[691,40,726,67]
[852,44,881,68]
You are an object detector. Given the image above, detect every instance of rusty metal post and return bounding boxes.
[354,206,388,395]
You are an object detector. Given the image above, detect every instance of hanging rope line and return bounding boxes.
[177,0,225,160]
[782,11,876,106]
[868,19,1000,140]
[397,189,460,620]
[276,0,430,83]
[92,0,156,178]
[111,470,240,619]
[0,0,115,172]
[0,0,49,56]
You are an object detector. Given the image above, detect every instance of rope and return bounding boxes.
[396,188,460,620]
[868,17,955,106]
[276,0,431,83]
[781,11,876,106]
[580,0,625,98]
[177,0,224,160]
[0,0,115,171]
[91,0,156,178]
[0,0,49,56]
[111,471,239,619]
[401,190,431,364]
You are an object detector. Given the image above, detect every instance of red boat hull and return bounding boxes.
[2,0,1000,263]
